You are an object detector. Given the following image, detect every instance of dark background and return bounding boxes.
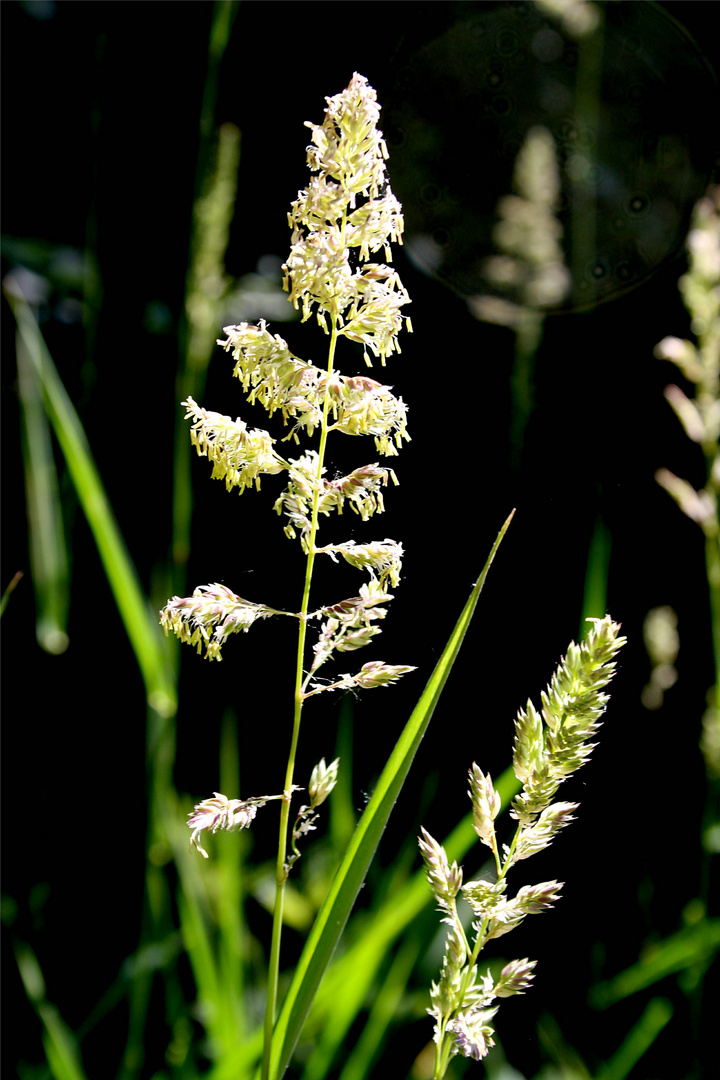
[2,2,719,1078]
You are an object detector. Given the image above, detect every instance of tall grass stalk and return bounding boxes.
[161,73,422,1076]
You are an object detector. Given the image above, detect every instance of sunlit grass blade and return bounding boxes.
[4,283,176,719]
[205,1032,264,1080]
[15,940,89,1080]
[267,511,515,1080]
[162,788,251,1071]
[160,798,243,1063]
[16,320,70,654]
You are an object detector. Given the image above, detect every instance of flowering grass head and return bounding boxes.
[420,617,626,1073]
[161,74,414,696]
[159,75,417,1080]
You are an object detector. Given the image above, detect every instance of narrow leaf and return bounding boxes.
[4,284,176,718]
[594,998,673,1080]
[589,918,720,1009]
[16,322,70,653]
[15,941,89,1080]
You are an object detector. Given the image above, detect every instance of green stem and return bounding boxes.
[261,315,340,1080]
[433,1014,455,1080]
[434,818,522,1079]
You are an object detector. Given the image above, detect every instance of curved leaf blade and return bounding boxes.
[4,284,176,717]
[268,510,515,1080]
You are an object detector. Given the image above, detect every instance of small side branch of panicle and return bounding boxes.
[274,457,397,548]
[316,539,403,588]
[286,757,341,873]
[160,584,290,662]
[187,791,286,858]
[304,660,416,699]
[219,321,409,452]
[468,765,501,857]
[310,579,393,673]
[418,827,463,914]
[181,396,288,495]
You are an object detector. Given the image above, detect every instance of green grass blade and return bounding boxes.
[334,935,421,1080]
[16,321,70,654]
[4,283,176,718]
[15,940,89,1080]
[589,918,720,1008]
[268,511,515,1080]
[595,998,673,1080]
[537,1012,592,1080]
[329,698,358,857]
[580,514,611,634]
[299,923,390,1080]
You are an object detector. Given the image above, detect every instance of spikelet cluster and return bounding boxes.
[187,792,280,858]
[420,617,625,1064]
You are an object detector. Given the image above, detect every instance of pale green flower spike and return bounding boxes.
[283,72,412,363]
[641,605,679,711]
[307,756,340,807]
[421,616,625,1073]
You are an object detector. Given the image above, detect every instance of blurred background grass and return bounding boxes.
[2,2,719,1079]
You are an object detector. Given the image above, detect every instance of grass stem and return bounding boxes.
[261,316,340,1080]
